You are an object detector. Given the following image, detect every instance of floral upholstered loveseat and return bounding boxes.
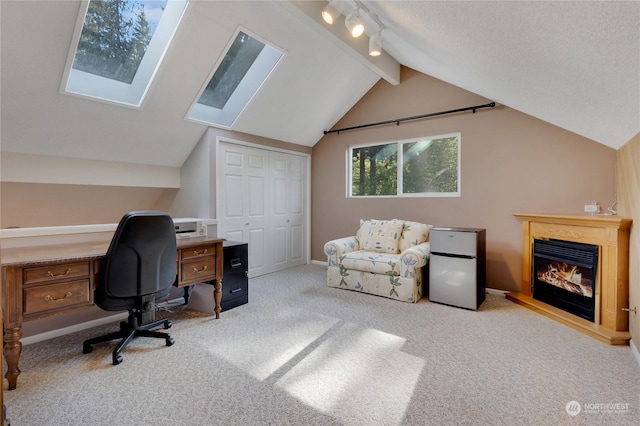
[324,219,432,303]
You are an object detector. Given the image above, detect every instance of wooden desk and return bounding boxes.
[1,235,224,390]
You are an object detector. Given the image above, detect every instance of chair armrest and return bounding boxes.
[324,236,360,266]
[400,242,430,277]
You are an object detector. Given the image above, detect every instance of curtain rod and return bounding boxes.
[323,102,496,135]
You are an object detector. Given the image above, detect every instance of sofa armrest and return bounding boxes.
[399,242,430,277]
[324,236,360,266]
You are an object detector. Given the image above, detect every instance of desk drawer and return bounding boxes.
[180,245,216,261]
[180,258,217,284]
[24,279,91,316]
[23,262,90,285]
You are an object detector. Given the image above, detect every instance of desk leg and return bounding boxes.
[214,278,222,319]
[4,327,22,390]
[182,286,192,305]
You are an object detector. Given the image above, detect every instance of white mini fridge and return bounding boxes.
[429,227,486,310]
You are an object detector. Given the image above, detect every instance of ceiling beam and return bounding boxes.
[280,1,400,85]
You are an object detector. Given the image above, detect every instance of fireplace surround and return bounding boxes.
[509,213,632,345]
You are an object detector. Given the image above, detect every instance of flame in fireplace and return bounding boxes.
[538,263,592,297]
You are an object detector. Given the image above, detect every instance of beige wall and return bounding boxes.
[311,67,617,292]
[0,182,177,228]
[617,132,640,353]
[0,151,181,228]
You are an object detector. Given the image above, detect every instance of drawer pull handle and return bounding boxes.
[230,288,242,293]
[192,265,208,274]
[193,249,208,256]
[45,292,72,302]
[46,268,72,278]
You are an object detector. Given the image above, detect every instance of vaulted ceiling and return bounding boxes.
[1,1,638,168]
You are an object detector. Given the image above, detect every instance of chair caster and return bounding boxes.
[112,354,123,365]
[164,320,172,329]
[166,337,175,347]
[83,343,93,354]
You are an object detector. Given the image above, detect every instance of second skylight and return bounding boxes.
[187,30,283,128]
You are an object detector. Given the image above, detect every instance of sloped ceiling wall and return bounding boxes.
[0,1,383,168]
[1,1,638,171]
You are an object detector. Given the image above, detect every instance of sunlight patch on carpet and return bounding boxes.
[275,323,425,425]
[197,302,424,424]
[199,307,341,380]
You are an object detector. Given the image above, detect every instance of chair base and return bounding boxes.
[83,312,174,365]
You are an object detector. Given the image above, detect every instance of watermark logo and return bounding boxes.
[566,401,581,416]
[566,400,631,416]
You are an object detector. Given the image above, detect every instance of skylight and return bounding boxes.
[187,29,283,128]
[63,0,187,107]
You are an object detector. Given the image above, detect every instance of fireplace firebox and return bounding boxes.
[532,239,598,322]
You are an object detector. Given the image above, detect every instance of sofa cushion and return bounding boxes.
[359,219,405,254]
[356,219,373,247]
[399,221,432,252]
[339,251,401,276]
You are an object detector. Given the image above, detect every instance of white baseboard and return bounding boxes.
[22,313,128,346]
[311,259,328,266]
[631,339,640,367]
[486,288,509,297]
[21,298,185,346]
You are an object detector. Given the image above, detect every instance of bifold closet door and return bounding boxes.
[217,142,307,278]
[271,151,306,270]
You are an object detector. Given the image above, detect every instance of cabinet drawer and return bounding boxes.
[23,262,90,285]
[181,258,217,283]
[223,282,248,300]
[221,281,248,311]
[24,279,91,316]
[180,245,216,261]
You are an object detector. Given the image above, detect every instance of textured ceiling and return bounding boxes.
[1,1,638,170]
[363,0,640,149]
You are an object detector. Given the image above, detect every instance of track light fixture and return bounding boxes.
[345,9,365,38]
[320,1,386,55]
[368,31,382,56]
[321,2,340,25]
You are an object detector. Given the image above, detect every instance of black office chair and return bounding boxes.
[83,211,177,365]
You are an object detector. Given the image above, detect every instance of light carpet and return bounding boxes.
[4,264,640,425]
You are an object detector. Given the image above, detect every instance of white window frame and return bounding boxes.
[61,0,189,108]
[185,27,284,129]
[347,132,461,198]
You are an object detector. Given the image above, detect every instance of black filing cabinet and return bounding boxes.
[221,241,249,311]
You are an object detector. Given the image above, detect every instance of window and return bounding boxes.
[349,133,460,197]
[187,29,283,128]
[63,0,188,107]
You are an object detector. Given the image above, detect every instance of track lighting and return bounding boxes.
[368,31,382,56]
[320,1,385,56]
[345,10,365,38]
[321,2,340,25]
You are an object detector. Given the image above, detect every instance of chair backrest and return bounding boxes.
[102,211,177,299]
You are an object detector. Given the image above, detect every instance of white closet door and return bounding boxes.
[271,151,306,270]
[218,143,269,277]
[217,142,307,277]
